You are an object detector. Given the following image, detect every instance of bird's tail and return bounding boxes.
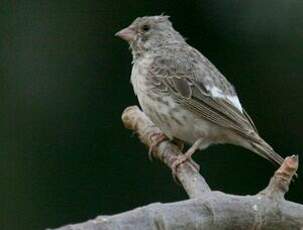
[248,137,284,167]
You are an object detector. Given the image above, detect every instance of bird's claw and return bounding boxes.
[171,155,200,183]
[148,132,167,161]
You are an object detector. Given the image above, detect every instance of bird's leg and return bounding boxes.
[148,132,168,161]
[171,138,203,177]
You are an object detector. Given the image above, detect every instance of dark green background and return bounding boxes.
[1,0,302,229]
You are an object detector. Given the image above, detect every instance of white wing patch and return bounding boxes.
[207,86,243,112]
[226,95,243,112]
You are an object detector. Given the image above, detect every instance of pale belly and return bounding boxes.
[137,91,228,150]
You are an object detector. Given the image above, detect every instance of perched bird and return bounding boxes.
[116,15,284,174]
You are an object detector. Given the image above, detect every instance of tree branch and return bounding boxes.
[49,106,302,230]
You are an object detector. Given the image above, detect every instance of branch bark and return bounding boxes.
[50,106,303,230]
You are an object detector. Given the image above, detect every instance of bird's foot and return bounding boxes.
[148,132,168,161]
[171,138,203,181]
[171,154,200,177]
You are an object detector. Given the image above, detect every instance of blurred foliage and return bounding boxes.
[0,0,302,229]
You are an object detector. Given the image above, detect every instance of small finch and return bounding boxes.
[116,15,284,174]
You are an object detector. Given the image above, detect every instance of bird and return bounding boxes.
[115,15,285,174]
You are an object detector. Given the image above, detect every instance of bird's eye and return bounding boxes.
[142,24,150,32]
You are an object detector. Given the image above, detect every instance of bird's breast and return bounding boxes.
[131,56,154,96]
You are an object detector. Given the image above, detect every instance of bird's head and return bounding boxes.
[115,15,185,58]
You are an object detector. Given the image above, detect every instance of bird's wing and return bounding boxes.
[148,46,258,140]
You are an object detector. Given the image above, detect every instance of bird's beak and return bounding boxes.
[115,26,136,42]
